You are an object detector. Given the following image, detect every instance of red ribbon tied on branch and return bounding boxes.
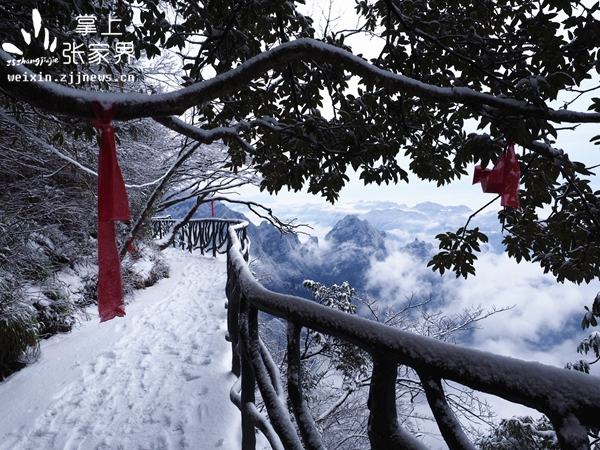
[473,140,520,209]
[91,101,130,322]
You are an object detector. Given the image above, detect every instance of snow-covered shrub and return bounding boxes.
[122,240,170,294]
[0,275,39,380]
[0,224,83,340]
[34,281,76,339]
[477,416,558,450]
[76,274,98,309]
[301,280,370,382]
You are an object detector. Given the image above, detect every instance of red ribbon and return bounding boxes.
[92,101,130,322]
[473,141,520,209]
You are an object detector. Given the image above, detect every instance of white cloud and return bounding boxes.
[366,250,438,303]
[366,248,600,375]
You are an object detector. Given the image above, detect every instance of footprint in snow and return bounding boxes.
[102,350,117,359]
[182,369,202,381]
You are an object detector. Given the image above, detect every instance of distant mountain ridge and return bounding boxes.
[160,199,506,300]
[261,200,504,251]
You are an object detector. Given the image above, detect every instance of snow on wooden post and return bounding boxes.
[240,301,303,449]
[368,358,428,450]
[419,373,477,450]
[287,321,325,450]
[238,297,258,450]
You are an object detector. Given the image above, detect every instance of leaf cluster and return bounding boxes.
[478,415,559,450]
[5,0,600,285]
[427,227,488,278]
[301,280,371,381]
[501,154,600,284]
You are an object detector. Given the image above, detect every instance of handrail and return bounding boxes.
[152,218,600,449]
[225,223,600,450]
[151,218,248,257]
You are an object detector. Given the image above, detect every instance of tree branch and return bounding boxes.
[153,116,258,154]
[209,196,310,235]
[2,40,600,123]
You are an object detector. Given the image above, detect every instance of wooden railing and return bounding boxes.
[151,218,248,257]
[224,222,600,450]
[152,218,600,449]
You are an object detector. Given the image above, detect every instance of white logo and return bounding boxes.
[2,9,57,55]
[2,9,135,68]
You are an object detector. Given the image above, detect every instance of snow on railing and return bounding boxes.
[225,224,600,450]
[151,218,247,257]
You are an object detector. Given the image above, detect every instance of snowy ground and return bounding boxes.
[0,249,241,450]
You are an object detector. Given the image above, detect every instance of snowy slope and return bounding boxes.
[0,248,241,450]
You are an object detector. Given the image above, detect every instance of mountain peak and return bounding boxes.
[325,215,386,250]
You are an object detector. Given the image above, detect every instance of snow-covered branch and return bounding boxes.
[0,110,97,177]
[2,40,600,123]
[153,116,258,155]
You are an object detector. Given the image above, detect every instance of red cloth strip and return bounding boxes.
[473,141,520,209]
[97,221,126,321]
[91,101,130,322]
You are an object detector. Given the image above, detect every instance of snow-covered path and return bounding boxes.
[0,249,241,450]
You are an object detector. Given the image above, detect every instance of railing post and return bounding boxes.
[239,297,257,450]
[240,300,304,449]
[368,357,427,450]
[226,258,241,377]
[212,222,217,257]
[287,321,325,450]
[419,373,476,450]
